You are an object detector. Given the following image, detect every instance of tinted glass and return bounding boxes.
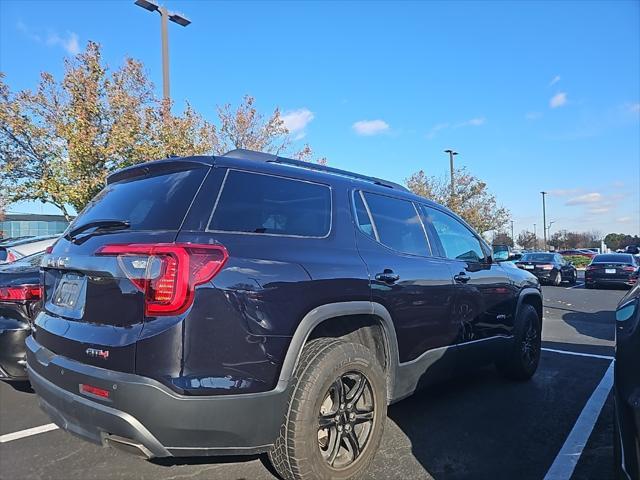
[423,207,485,262]
[521,253,555,262]
[75,167,208,231]
[593,254,634,264]
[209,170,331,237]
[354,193,375,239]
[363,193,429,256]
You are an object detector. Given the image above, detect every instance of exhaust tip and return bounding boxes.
[104,434,154,459]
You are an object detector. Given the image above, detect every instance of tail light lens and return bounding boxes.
[6,251,17,263]
[540,264,554,270]
[622,266,636,272]
[0,284,42,302]
[96,243,228,316]
[586,265,596,271]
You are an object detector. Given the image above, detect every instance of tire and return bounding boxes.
[568,271,577,285]
[552,271,562,286]
[269,338,387,480]
[585,282,595,289]
[496,303,541,381]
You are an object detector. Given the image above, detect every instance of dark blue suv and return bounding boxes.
[27,149,542,479]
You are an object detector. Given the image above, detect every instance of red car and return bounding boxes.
[559,249,596,259]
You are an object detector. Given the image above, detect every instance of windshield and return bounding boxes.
[521,253,554,262]
[593,254,633,264]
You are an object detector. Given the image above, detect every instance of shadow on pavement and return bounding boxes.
[1,379,34,393]
[561,309,615,342]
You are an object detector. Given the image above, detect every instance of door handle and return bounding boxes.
[454,272,471,283]
[375,270,400,284]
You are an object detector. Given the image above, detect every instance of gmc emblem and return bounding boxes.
[85,348,110,360]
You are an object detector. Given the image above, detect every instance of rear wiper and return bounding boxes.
[65,219,131,240]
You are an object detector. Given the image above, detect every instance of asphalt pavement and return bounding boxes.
[0,274,625,479]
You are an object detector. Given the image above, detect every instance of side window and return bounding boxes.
[362,192,430,256]
[353,192,376,239]
[209,170,331,237]
[422,206,486,263]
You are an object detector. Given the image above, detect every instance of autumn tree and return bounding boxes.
[406,167,510,234]
[493,232,513,247]
[0,42,324,218]
[517,230,538,249]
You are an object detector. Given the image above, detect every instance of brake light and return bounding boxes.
[96,243,228,316]
[6,251,17,263]
[0,284,42,302]
[623,266,636,272]
[540,264,554,270]
[586,265,596,271]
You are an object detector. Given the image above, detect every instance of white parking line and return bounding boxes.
[0,423,58,443]
[565,282,584,289]
[542,347,614,361]
[543,361,614,480]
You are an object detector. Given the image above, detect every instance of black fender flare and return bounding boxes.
[276,301,399,402]
[515,287,543,325]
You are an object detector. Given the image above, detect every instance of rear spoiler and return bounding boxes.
[107,157,214,185]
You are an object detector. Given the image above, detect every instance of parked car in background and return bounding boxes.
[614,284,640,479]
[559,249,596,259]
[585,254,639,289]
[26,149,543,480]
[0,236,35,245]
[0,251,43,381]
[0,235,58,264]
[515,252,578,286]
[624,245,640,255]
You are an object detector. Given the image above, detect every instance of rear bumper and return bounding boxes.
[26,336,289,458]
[585,275,636,286]
[0,316,30,380]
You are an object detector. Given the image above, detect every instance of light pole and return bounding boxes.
[510,220,514,245]
[444,149,458,198]
[134,0,191,101]
[541,191,548,251]
[533,223,537,250]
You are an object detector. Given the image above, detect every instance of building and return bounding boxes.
[0,214,69,239]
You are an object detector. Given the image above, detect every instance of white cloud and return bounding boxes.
[17,21,80,55]
[616,216,633,223]
[566,192,602,205]
[550,92,567,108]
[628,103,640,113]
[525,112,543,120]
[352,119,390,136]
[456,117,486,127]
[281,108,314,134]
[549,75,561,86]
[588,206,611,214]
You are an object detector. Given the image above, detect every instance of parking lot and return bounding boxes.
[0,274,624,480]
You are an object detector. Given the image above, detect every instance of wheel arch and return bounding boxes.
[277,301,399,403]
[517,288,543,326]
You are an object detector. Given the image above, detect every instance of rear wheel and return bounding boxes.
[269,338,387,480]
[568,270,577,285]
[496,303,541,381]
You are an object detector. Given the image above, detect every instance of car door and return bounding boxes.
[418,205,518,344]
[352,191,458,363]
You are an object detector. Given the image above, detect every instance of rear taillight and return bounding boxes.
[540,264,554,270]
[6,251,17,263]
[586,265,596,271]
[96,243,228,316]
[0,284,42,302]
[622,266,636,272]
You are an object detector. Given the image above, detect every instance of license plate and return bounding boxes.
[524,265,534,269]
[53,278,83,308]
[605,268,616,274]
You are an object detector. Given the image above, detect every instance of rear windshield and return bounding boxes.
[521,253,554,262]
[74,167,208,231]
[593,254,633,264]
[208,170,331,237]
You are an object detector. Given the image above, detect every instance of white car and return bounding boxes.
[0,236,59,263]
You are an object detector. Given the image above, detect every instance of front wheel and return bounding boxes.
[269,338,387,480]
[496,303,541,381]
[553,271,562,286]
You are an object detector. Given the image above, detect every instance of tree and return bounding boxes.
[493,232,513,247]
[406,167,510,234]
[0,42,324,219]
[517,230,538,249]
[604,233,640,250]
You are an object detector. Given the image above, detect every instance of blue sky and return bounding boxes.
[1,0,639,237]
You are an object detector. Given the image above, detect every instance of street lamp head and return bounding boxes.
[169,12,191,26]
[444,149,458,155]
[134,0,159,12]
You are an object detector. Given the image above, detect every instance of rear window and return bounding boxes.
[593,254,633,264]
[208,170,331,237]
[74,167,208,231]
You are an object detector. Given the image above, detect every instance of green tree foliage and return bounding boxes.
[604,233,640,250]
[406,167,510,234]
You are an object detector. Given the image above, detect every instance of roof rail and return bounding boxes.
[222,149,409,192]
